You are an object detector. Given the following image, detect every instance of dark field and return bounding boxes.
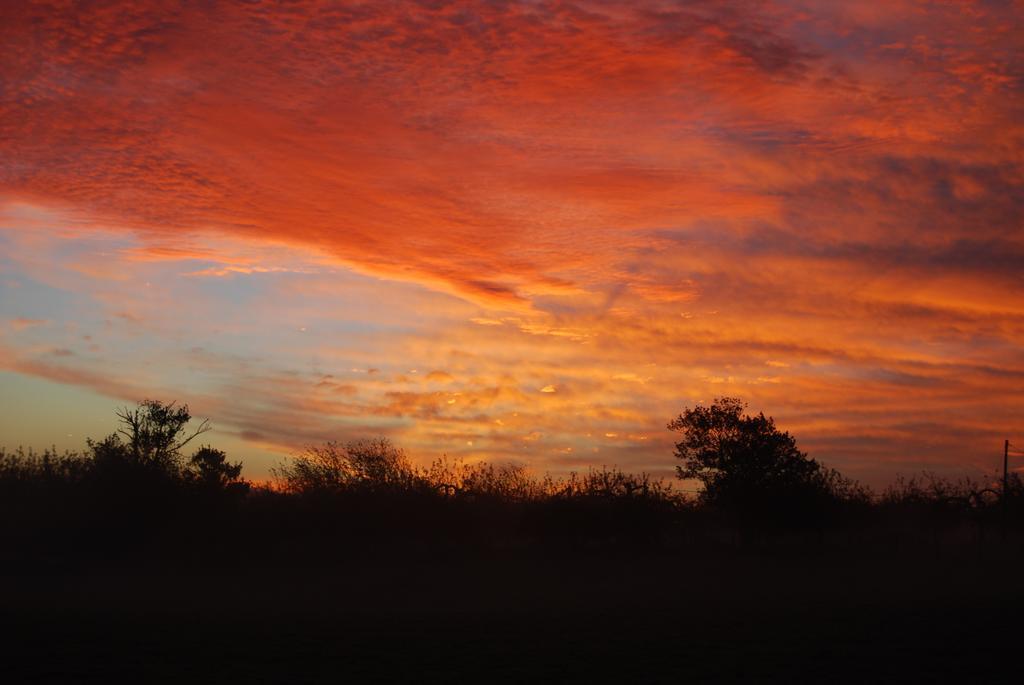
[3,547,1022,683]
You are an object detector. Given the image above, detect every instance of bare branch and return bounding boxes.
[173,417,211,452]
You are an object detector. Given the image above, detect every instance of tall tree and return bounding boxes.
[90,400,211,478]
[185,446,245,490]
[669,398,857,522]
[114,399,210,472]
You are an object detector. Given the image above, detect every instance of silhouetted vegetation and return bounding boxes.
[2,396,1021,569]
[669,397,871,541]
[3,398,1022,683]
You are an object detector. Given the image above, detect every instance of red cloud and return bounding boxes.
[7,0,1015,307]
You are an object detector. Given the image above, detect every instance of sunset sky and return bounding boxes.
[1,0,1021,486]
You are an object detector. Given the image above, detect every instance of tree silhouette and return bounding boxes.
[668,397,858,526]
[185,446,245,491]
[88,400,213,486]
[114,400,210,472]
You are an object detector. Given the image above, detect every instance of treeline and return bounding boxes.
[1,399,1022,567]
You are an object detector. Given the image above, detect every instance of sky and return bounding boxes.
[1,0,1022,487]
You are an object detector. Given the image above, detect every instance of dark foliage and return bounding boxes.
[2,399,1022,684]
[274,438,418,495]
[112,399,210,472]
[1,397,1021,571]
[185,445,247,492]
[669,397,869,532]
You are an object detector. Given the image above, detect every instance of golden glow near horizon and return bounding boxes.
[1,1,1022,486]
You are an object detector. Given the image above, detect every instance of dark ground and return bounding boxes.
[2,547,1022,683]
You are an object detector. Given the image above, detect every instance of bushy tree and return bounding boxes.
[87,400,219,491]
[669,397,862,523]
[185,446,246,491]
[113,400,210,472]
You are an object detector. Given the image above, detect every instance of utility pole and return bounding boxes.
[1002,439,1010,542]
[1005,439,1010,498]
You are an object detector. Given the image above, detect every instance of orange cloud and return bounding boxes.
[9,318,46,331]
[0,1,1021,486]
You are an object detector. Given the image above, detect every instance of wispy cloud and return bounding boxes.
[8,318,46,331]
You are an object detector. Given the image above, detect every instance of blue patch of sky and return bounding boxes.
[0,237,105,335]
